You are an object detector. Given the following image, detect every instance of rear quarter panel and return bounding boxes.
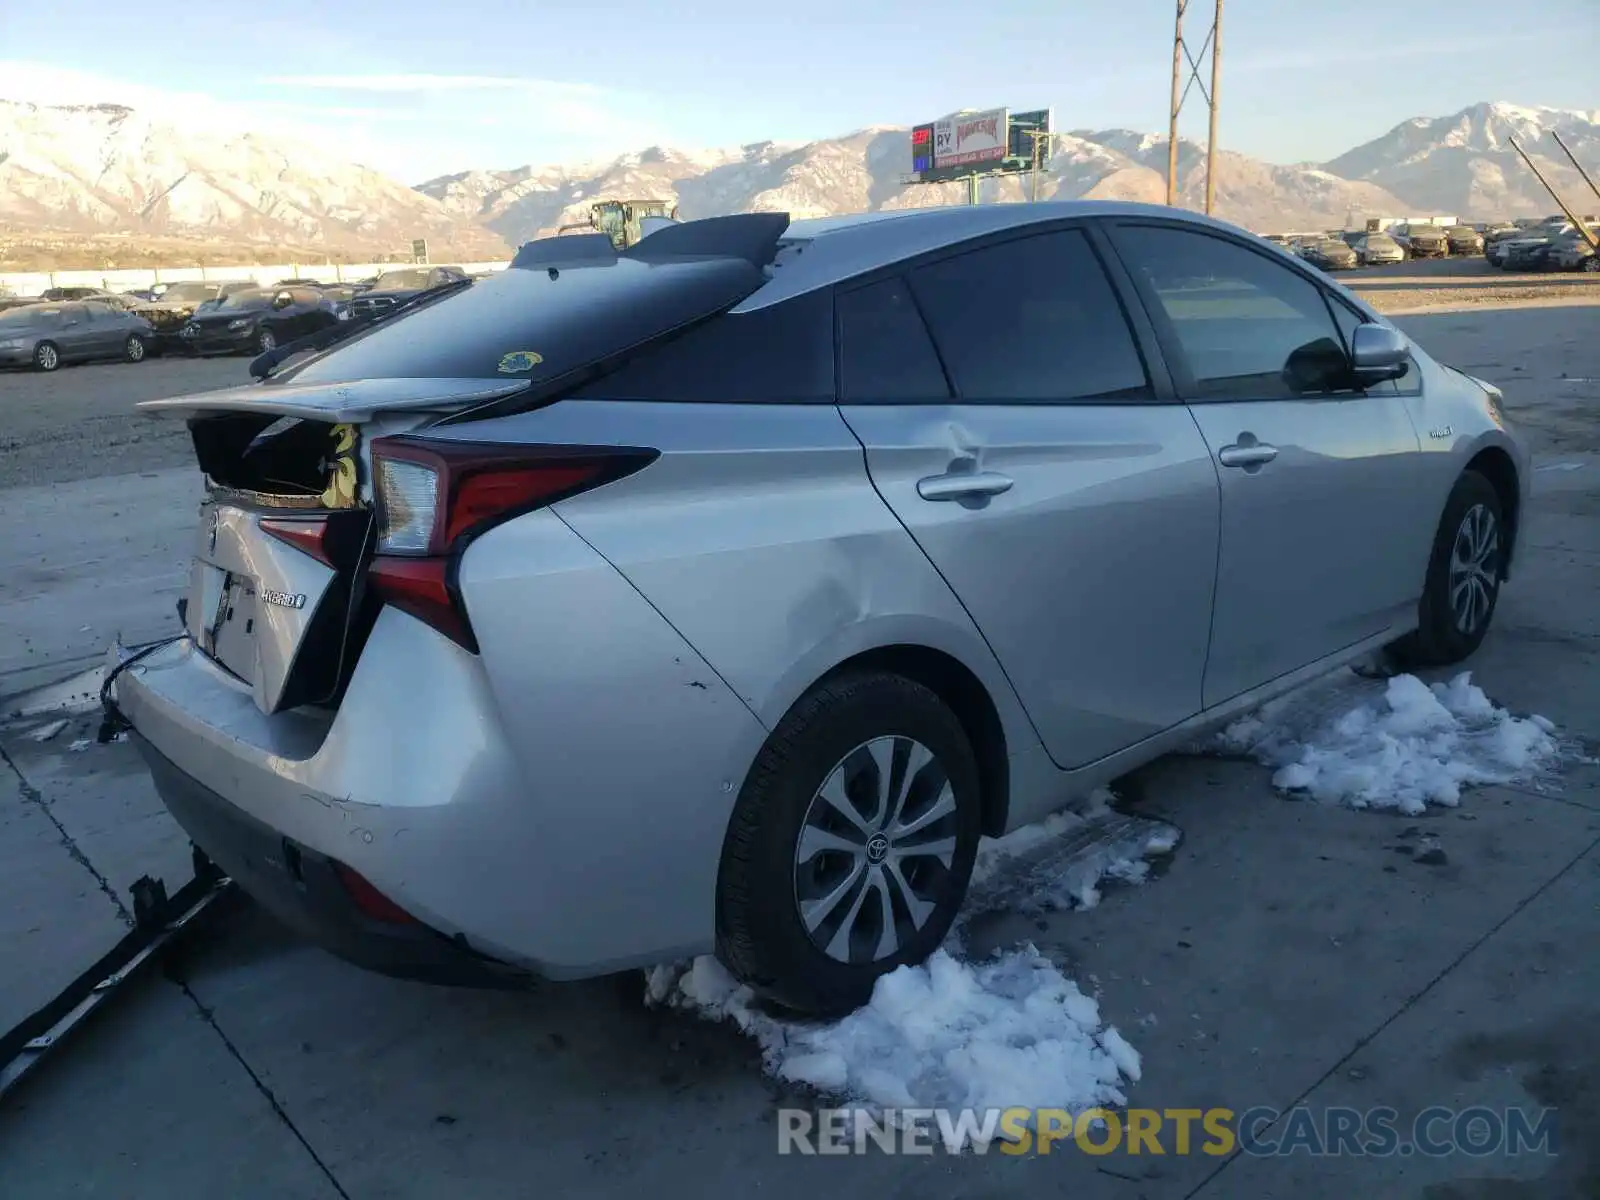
[432,399,1042,758]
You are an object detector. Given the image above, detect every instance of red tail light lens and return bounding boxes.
[260,517,335,566]
[366,436,657,651]
[333,861,417,925]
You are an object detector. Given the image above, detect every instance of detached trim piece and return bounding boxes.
[0,858,234,1101]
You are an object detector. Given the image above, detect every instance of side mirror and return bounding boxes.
[1351,323,1410,385]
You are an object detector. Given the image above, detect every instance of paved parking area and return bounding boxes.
[0,300,1597,1198]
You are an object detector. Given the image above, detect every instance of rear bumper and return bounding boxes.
[180,329,255,354]
[118,508,770,982]
[136,733,529,987]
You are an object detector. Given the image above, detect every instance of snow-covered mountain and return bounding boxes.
[0,100,505,259]
[415,126,1415,244]
[1324,101,1600,218]
[4,97,1597,268]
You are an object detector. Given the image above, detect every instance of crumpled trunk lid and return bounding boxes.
[141,378,529,715]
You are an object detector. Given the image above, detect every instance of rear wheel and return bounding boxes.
[716,671,982,1016]
[124,334,146,363]
[1583,256,1600,273]
[1390,470,1505,667]
[33,340,60,371]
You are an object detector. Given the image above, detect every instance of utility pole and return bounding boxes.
[1166,0,1224,214]
[1551,131,1600,208]
[1023,129,1054,201]
[1509,136,1600,252]
[967,174,981,206]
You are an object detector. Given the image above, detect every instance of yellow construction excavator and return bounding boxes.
[556,199,679,250]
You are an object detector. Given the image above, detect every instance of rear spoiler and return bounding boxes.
[136,376,531,423]
[509,212,791,272]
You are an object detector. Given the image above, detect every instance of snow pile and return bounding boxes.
[645,793,1173,1135]
[645,948,1138,1139]
[1216,670,1561,814]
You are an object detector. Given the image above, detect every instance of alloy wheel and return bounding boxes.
[793,736,959,965]
[1448,503,1500,635]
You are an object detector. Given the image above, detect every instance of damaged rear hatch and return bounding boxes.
[134,215,787,716]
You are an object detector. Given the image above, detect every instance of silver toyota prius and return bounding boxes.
[114,203,1530,1014]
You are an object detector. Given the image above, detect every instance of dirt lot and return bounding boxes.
[1345,255,1600,313]
[0,299,1597,1200]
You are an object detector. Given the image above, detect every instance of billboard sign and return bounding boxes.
[932,107,1009,169]
[1007,108,1053,160]
[911,123,935,175]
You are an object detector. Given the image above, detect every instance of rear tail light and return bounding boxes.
[260,516,336,566]
[333,861,417,925]
[366,436,657,652]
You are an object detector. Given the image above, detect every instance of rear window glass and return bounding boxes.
[159,282,221,303]
[570,289,834,403]
[277,256,766,386]
[373,269,434,291]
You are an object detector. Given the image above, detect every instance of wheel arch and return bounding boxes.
[1463,445,1520,580]
[811,643,1011,838]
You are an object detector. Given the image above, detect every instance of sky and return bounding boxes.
[1,0,1595,183]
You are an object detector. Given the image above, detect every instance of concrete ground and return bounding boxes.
[1,301,1597,1198]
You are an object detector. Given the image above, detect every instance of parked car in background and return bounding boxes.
[0,299,154,370]
[1300,238,1359,270]
[178,286,340,356]
[1497,221,1575,270]
[345,265,470,320]
[114,204,1530,1016]
[1445,226,1485,255]
[133,280,258,353]
[1353,233,1405,265]
[1396,225,1450,258]
[1544,226,1600,272]
[1482,223,1520,244]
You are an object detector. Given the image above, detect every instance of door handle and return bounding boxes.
[916,470,1015,501]
[1217,440,1278,469]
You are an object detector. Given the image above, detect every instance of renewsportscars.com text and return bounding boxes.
[777,1105,1560,1157]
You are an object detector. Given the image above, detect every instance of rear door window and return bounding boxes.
[836,276,950,402]
[906,228,1153,403]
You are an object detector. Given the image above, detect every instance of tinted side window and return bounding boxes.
[1115,226,1352,400]
[837,276,950,402]
[570,288,835,402]
[907,229,1151,403]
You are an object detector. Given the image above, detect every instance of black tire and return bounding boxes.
[33,340,61,372]
[256,326,277,355]
[1389,470,1505,668]
[124,334,147,363]
[716,671,983,1016]
[1582,256,1600,273]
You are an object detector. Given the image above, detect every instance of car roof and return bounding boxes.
[736,200,1264,312]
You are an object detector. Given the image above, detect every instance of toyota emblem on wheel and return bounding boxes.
[865,833,890,864]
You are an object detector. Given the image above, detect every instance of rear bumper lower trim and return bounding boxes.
[135,733,535,989]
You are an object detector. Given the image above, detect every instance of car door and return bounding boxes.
[80,301,125,357]
[836,224,1221,770]
[1104,220,1426,708]
[53,303,97,360]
